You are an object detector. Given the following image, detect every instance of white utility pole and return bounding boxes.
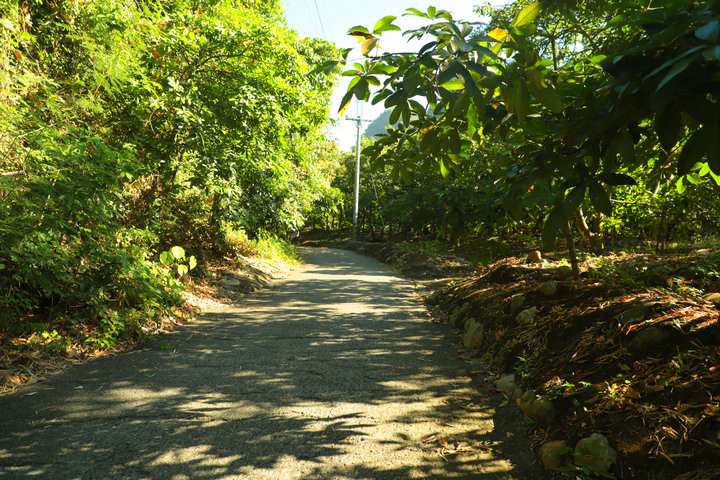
[345,103,371,240]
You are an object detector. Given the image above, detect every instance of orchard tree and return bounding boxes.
[324,0,720,276]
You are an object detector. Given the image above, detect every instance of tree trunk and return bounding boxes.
[564,220,580,281]
[574,208,604,255]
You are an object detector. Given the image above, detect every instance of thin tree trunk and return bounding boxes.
[564,220,580,281]
[574,208,604,255]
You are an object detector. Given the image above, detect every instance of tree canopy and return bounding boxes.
[329,0,720,269]
[0,0,341,344]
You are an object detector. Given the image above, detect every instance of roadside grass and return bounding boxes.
[0,232,300,395]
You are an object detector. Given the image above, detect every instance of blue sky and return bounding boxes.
[281,1,504,150]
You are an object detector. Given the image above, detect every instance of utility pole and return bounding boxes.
[345,104,371,241]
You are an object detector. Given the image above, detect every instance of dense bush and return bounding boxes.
[0,0,340,345]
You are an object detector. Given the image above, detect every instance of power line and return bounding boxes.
[319,0,334,42]
[301,0,320,38]
[312,0,327,40]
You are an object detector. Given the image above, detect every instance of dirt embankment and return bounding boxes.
[334,240,720,480]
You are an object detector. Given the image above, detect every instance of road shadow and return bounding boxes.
[0,248,547,479]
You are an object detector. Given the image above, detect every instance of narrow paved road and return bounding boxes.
[0,248,546,479]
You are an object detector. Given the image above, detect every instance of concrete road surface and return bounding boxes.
[0,247,547,479]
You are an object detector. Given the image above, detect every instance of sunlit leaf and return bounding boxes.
[160,251,173,265]
[339,90,354,115]
[361,37,378,56]
[512,2,541,28]
[676,176,688,194]
[348,26,372,38]
[489,28,509,43]
[439,159,450,179]
[686,173,703,185]
[373,15,400,34]
[404,7,428,18]
[442,79,465,90]
[170,246,185,260]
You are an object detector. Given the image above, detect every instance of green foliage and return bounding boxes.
[559,457,616,480]
[160,246,197,278]
[0,0,340,347]
[331,0,720,255]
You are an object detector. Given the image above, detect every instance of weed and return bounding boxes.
[514,356,532,381]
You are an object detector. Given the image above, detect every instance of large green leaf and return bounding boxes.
[170,246,185,260]
[464,61,493,78]
[513,2,541,28]
[441,79,465,90]
[562,184,586,217]
[438,59,461,85]
[656,48,703,91]
[449,90,471,120]
[438,158,450,179]
[683,95,716,124]
[706,122,720,174]
[451,39,473,53]
[588,181,612,215]
[338,90,354,115]
[542,209,563,250]
[353,78,369,100]
[373,15,400,34]
[696,20,720,42]
[655,103,682,152]
[389,105,402,125]
[599,173,637,186]
[678,127,706,175]
[160,251,173,265]
[525,69,563,112]
[607,128,635,165]
[515,80,530,123]
[499,84,515,113]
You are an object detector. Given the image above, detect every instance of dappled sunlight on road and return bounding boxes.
[0,247,544,480]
